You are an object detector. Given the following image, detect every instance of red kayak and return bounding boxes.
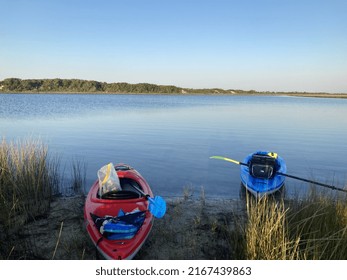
[84,164,154,260]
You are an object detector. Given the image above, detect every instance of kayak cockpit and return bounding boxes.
[98,178,144,200]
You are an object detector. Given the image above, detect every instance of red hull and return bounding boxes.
[84,164,153,260]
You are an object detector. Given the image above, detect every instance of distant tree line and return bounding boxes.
[0,78,335,95]
[0,78,187,94]
[0,78,245,94]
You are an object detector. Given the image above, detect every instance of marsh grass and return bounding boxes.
[0,139,88,259]
[232,190,347,260]
[240,195,301,260]
[285,189,347,259]
[70,158,86,195]
[0,139,60,232]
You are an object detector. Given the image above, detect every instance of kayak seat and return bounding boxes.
[249,154,277,179]
[97,179,144,199]
[100,190,140,199]
[120,178,143,197]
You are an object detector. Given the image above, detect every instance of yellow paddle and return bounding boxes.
[209,156,248,166]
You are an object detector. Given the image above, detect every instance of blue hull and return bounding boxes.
[240,151,287,196]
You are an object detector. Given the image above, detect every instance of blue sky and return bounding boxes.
[1,0,346,92]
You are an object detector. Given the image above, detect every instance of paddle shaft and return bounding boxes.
[211,155,347,193]
[277,172,347,193]
[129,184,153,201]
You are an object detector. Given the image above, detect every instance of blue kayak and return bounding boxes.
[240,151,287,197]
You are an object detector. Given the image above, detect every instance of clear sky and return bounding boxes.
[1,0,346,93]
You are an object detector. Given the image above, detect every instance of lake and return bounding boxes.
[1,93,346,198]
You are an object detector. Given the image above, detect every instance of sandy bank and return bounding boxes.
[10,195,245,260]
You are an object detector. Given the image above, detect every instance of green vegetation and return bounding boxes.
[0,78,185,94]
[0,139,57,258]
[0,139,57,229]
[0,139,86,259]
[2,77,344,96]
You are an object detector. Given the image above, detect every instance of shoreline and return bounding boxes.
[2,191,347,260]
[4,195,245,260]
[1,91,347,98]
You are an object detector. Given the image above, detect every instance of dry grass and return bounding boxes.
[232,191,347,260]
[238,196,301,259]
[285,190,347,259]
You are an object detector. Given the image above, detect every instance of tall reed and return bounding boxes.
[286,189,347,259]
[0,139,60,233]
[234,190,347,260]
[70,158,86,195]
[242,196,300,259]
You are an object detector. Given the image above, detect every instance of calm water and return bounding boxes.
[1,93,347,198]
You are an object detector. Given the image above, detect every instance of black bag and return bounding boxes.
[250,154,277,179]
